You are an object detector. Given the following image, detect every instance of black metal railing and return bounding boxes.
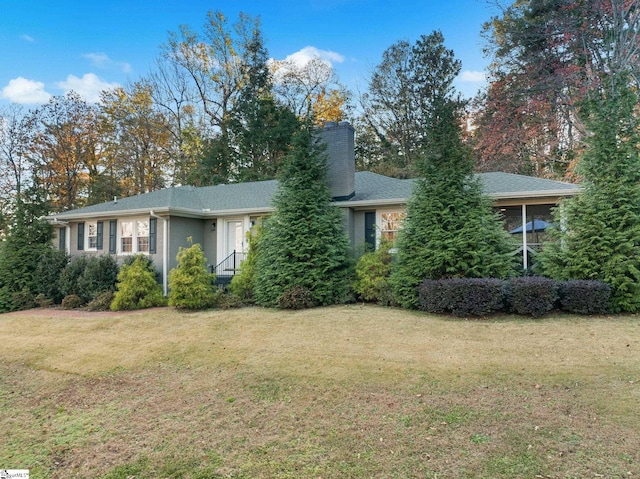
[211,250,247,288]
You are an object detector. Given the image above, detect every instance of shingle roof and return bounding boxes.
[50,171,579,220]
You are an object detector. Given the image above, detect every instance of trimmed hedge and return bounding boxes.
[417,276,610,317]
[558,280,611,314]
[508,277,558,317]
[418,278,505,317]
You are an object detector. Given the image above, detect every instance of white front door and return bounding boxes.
[226,220,244,257]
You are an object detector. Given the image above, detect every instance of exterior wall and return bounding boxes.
[340,207,355,251]
[167,216,205,272]
[201,219,218,271]
[352,210,367,254]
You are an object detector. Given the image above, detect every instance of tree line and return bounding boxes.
[3,2,638,223]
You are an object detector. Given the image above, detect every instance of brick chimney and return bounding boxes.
[316,121,355,201]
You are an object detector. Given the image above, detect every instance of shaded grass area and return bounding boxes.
[1,305,639,478]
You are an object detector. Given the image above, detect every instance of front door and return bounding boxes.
[225,220,245,275]
[226,220,244,257]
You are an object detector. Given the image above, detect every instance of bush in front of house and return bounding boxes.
[229,227,262,303]
[86,290,115,311]
[558,280,611,314]
[352,240,396,305]
[507,276,558,317]
[59,256,89,300]
[78,255,119,302]
[111,256,166,311]
[418,278,506,317]
[278,285,315,310]
[61,294,83,309]
[168,241,217,310]
[59,255,119,305]
[34,248,69,304]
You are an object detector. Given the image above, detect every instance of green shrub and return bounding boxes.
[168,242,216,310]
[35,293,53,308]
[558,280,611,315]
[353,241,394,304]
[508,277,558,317]
[418,278,506,317]
[59,256,89,300]
[111,256,166,311]
[78,255,119,302]
[229,227,261,302]
[60,255,119,304]
[278,285,315,310]
[86,290,115,311]
[62,294,83,309]
[34,249,69,304]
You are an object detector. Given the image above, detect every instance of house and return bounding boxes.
[47,122,580,294]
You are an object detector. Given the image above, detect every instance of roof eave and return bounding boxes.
[489,189,580,200]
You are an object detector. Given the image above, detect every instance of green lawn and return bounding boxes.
[1,305,639,478]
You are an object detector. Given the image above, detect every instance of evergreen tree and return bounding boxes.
[228,27,299,182]
[540,77,640,312]
[0,187,56,312]
[253,126,352,308]
[111,256,166,310]
[168,241,216,310]
[390,98,515,309]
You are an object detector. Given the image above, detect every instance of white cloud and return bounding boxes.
[1,77,51,104]
[83,52,132,73]
[56,73,120,103]
[282,46,345,68]
[459,70,486,83]
[21,34,35,43]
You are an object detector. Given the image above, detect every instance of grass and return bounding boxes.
[0,305,639,478]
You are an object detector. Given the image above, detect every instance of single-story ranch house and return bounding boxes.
[47,122,580,294]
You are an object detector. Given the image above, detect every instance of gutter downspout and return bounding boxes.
[521,204,528,271]
[150,210,168,296]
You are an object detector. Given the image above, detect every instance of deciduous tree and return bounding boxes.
[28,92,100,211]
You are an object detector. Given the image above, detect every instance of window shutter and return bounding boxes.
[149,217,157,254]
[96,221,104,250]
[109,220,117,254]
[58,227,66,251]
[77,222,85,251]
[364,211,376,250]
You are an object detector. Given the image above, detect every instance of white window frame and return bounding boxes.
[377,209,406,244]
[119,218,149,254]
[86,221,98,250]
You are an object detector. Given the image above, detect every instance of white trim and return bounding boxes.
[376,207,406,246]
[117,217,150,255]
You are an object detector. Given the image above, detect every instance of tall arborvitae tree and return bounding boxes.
[540,77,640,312]
[391,97,515,309]
[0,186,55,312]
[253,126,352,308]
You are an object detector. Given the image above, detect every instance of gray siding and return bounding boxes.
[201,219,218,270]
[168,216,205,272]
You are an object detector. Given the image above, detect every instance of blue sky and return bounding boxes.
[1,0,498,106]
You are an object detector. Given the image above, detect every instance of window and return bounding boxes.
[379,211,405,243]
[87,222,98,249]
[121,221,133,253]
[137,220,149,253]
[119,218,151,254]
